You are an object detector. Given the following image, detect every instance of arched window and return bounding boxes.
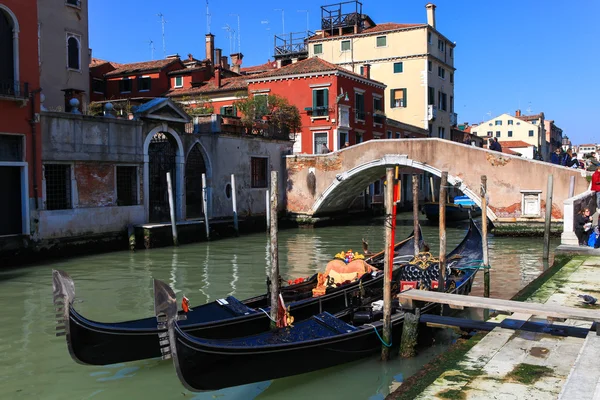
[0,8,15,85]
[67,35,80,70]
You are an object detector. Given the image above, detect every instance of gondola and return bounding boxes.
[155,220,482,392]
[52,227,423,366]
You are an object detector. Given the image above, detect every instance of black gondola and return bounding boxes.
[156,220,483,392]
[52,228,423,366]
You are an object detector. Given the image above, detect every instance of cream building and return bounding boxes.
[307,2,456,139]
[470,112,546,159]
[38,0,89,111]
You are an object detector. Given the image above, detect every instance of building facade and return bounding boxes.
[0,0,41,239]
[38,0,90,111]
[544,119,563,155]
[470,111,545,160]
[307,2,456,139]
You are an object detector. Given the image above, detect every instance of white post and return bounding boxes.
[202,173,210,239]
[166,172,178,246]
[266,189,271,232]
[231,174,239,236]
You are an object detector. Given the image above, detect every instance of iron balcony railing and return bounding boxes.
[0,80,29,99]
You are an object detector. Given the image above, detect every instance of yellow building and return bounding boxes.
[307,2,455,139]
[470,111,546,160]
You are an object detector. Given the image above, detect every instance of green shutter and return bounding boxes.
[403,89,407,107]
[323,88,329,109]
[393,62,403,73]
[390,89,395,108]
[232,105,237,116]
[220,106,226,115]
[312,89,317,109]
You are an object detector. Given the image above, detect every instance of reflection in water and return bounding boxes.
[0,213,559,400]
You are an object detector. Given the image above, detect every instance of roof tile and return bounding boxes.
[310,22,424,40]
[165,76,248,97]
[105,59,180,77]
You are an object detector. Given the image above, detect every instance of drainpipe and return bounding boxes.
[29,88,42,209]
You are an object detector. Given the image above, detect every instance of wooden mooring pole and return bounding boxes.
[266,189,271,233]
[413,174,420,256]
[399,308,420,358]
[543,174,554,261]
[166,172,178,246]
[481,176,490,299]
[438,172,448,293]
[382,167,395,361]
[269,171,280,329]
[202,173,210,240]
[429,176,435,202]
[231,174,239,236]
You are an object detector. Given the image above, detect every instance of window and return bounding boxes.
[119,78,132,93]
[438,39,445,52]
[495,131,501,137]
[428,31,432,44]
[313,43,323,54]
[437,91,447,111]
[44,164,71,210]
[376,36,386,47]
[508,131,513,137]
[174,76,183,88]
[529,130,534,137]
[438,127,445,138]
[487,131,493,136]
[67,34,80,70]
[359,66,364,76]
[391,88,407,108]
[532,120,537,125]
[66,0,81,6]
[91,78,104,94]
[312,88,329,116]
[116,166,137,206]
[0,135,23,162]
[450,96,454,113]
[355,132,363,143]
[449,48,453,58]
[138,76,151,92]
[508,120,513,125]
[220,105,237,116]
[341,40,351,52]
[250,157,268,188]
[450,73,454,83]
[428,61,432,72]
[373,97,383,113]
[438,66,445,79]
[354,92,365,120]
[393,62,403,73]
[1,8,17,87]
[338,131,348,149]
[387,130,392,139]
[428,86,435,105]
[313,132,328,154]
[395,132,401,139]
[495,120,502,126]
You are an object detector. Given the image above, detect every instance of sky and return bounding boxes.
[89,0,599,145]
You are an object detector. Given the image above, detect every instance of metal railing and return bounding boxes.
[0,80,29,99]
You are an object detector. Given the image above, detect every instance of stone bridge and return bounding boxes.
[285,139,589,225]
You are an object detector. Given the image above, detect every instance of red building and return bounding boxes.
[0,0,41,236]
[246,57,387,154]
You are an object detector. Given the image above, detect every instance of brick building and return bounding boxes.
[0,0,41,238]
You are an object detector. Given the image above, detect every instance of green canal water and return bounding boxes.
[0,214,558,400]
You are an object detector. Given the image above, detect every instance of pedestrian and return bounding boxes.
[550,148,562,165]
[592,167,600,212]
[488,138,497,151]
[575,208,593,246]
[493,137,502,152]
[562,148,573,167]
[570,153,580,169]
[320,143,330,154]
[343,141,350,148]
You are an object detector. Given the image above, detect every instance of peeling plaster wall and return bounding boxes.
[286,138,590,221]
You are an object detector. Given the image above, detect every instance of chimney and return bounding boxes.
[362,64,371,79]
[220,56,229,70]
[215,66,221,88]
[188,53,194,61]
[516,109,521,117]
[291,57,299,64]
[215,48,222,68]
[230,52,243,74]
[425,3,436,29]
[205,34,215,65]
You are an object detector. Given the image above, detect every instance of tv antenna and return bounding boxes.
[274,8,285,35]
[147,40,155,60]
[261,20,271,59]
[526,102,532,115]
[157,13,167,58]
[222,24,236,57]
[297,10,309,34]
[229,14,241,54]
[206,1,211,34]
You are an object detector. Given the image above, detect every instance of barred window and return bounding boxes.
[251,157,268,188]
[44,164,71,210]
[116,166,137,206]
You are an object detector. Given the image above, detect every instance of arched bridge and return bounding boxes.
[285,139,589,223]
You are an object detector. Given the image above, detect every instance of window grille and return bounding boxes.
[45,164,71,210]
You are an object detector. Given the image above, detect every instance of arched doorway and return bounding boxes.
[148,132,178,222]
[185,144,207,219]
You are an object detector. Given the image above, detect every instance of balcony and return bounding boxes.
[305,106,331,122]
[373,112,386,125]
[0,80,30,106]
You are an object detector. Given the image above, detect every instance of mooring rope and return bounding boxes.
[257,308,277,323]
[365,323,392,347]
[454,259,491,270]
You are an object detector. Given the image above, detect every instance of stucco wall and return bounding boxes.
[286,138,589,222]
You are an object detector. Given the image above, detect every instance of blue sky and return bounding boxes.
[89,0,598,145]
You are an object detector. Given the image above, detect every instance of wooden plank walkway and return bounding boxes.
[398,289,600,331]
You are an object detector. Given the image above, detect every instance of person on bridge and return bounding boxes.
[592,168,600,211]
[575,208,593,246]
[562,149,573,167]
[343,142,350,148]
[550,148,563,165]
[321,143,331,154]
[493,137,502,152]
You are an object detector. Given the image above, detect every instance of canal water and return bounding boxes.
[0,213,558,400]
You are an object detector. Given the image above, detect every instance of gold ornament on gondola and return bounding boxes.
[408,252,440,270]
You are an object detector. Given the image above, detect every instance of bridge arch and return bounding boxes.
[311,153,498,220]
